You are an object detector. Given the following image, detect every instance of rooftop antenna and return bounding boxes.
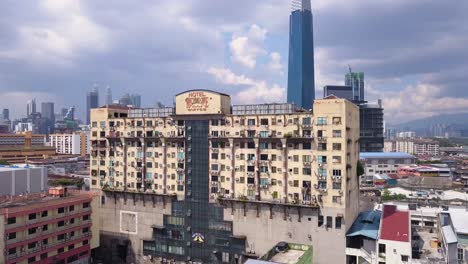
[348,64,352,74]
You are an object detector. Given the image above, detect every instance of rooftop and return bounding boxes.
[360,152,416,159]
[380,205,410,242]
[347,210,382,240]
[258,243,313,264]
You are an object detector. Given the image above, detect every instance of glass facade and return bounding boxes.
[145,120,245,263]
[345,72,365,102]
[287,3,315,110]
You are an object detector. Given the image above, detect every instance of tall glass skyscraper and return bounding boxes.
[287,0,315,110]
[86,88,99,124]
[345,71,365,102]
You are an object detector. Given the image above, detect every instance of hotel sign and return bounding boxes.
[185,91,210,112]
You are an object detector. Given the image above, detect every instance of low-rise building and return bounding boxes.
[384,139,440,156]
[397,165,451,178]
[360,152,416,175]
[0,188,99,264]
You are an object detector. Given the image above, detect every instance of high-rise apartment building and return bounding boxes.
[90,90,360,264]
[49,131,90,156]
[287,0,315,110]
[345,70,365,102]
[86,88,99,124]
[26,99,37,117]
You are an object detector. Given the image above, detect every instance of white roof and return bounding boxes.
[442,225,458,244]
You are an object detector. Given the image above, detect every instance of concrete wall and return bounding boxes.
[0,167,47,195]
[224,204,348,264]
[378,239,412,264]
[97,191,172,264]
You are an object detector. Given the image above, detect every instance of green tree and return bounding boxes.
[356,160,365,176]
[0,160,10,165]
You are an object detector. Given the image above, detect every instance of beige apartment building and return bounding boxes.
[90,90,360,264]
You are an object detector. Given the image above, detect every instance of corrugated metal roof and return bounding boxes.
[380,205,410,242]
[346,210,382,240]
[442,225,458,244]
[360,152,416,159]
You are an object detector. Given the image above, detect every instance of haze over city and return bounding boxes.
[0,0,467,123]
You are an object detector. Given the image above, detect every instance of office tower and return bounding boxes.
[360,100,384,152]
[287,0,315,110]
[27,98,37,117]
[64,106,75,121]
[41,102,55,121]
[2,109,9,120]
[91,89,360,264]
[105,86,112,105]
[118,93,132,106]
[130,94,141,108]
[86,88,99,124]
[323,85,353,101]
[345,68,365,102]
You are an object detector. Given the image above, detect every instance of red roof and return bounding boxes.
[380,205,410,242]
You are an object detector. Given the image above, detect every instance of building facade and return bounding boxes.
[385,139,440,156]
[345,71,364,102]
[323,85,353,101]
[0,165,48,196]
[49,132,90,156]
[26,99,37,118]
[0,189,99,264]
[90,90,360,264]
[287,0,315,110]
[360,152,416,176]
[86,89,99,125]
[359,102,384,152]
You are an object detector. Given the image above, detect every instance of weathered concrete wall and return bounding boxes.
[224,204,347,264]
[97,191,173,264]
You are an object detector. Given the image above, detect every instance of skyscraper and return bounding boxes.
[86,87,99,124]
[105,86,112,105]
[287,0,315,110]
[130,94,141,108]
[2,109,9,120]
[345,68,365,102]
[27,99,37,117]
[41,102,55,133]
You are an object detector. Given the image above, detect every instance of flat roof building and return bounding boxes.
[90,89,360,264]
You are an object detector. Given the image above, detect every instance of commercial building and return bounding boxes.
[397,165,451,178]
[0,165,48,195]
[26,99,37,118]
[345,71,364,102]
[323,85,353,102]
[90,90,360,264]
[86,88,99,125]
[49,132,90,157]
[0,188,99,264]
[360,152,416,176]
[41,102,55,134]
[287,0,315,110]
[3,108,10,121]
[0,132,56,163]
[397,131,416,139]
[385,139,440,156]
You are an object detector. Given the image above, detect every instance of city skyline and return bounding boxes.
[0,1,467,123]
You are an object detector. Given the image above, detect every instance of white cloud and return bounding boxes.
[0,0,109,66]
[382,83,468,123]
[207,67,285,103]
[229,24,267,68]
[268,52,284,75]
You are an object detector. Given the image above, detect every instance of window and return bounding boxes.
[333,130,342,137]
[68,244,75,250]
[7,217,16,225]
[326,216,333,228]
[83,202,90,208]
[28,257,36,263]
[259,142,269,149]
[41,211,48,217]
[43,224,48,231]
[332,143,342,151]
[318,215,324,227]
[318,143,327,151]
[58,247,65,253]
[69,205,74,212]
[83,214,90,221]
[332,170,342,176]
[28,227,37,235]
[28,213,37,220]
[8,247,16,255]
[332,156,342,164]
[302,117,311,125]
[318,168,327,176]
[40,253,48,260]
[458,248,464,261]
[247,119,255,126]
[222,252,230,263]
[318,155,327,163]
[58,220,65,227]
[317,117,327,125]
[302,168,311,175]
[58,234,65,240]
[28,242,36,249]
[401,255,409,262]
[332,117,341,125]
[58,207,65,214]
[335,217,342,229]
[83,239,89,245]
[378,244,386,254]
[8,232,16,240]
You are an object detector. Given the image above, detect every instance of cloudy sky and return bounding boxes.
[0,0,467,124]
